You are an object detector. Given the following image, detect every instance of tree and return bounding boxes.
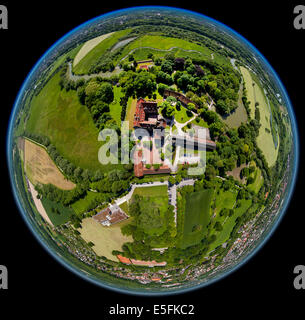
[96,82,114,104]
[168,176,176,185]
[174,58,185,70]
[161,60,173,74]
[158,83,169,96]
[161,101,175,118]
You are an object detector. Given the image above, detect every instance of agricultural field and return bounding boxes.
[23,138,75,190]
[180,189,213,249]
[254,82,279,167]
[41,197,75,226]
[73,29,132,74]
[25,72,104,172]
[73,32,114,67]
[240,66,256,118]
[240,66,278,166]
[78,218,133,261]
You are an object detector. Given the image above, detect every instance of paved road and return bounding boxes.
[168,179,195,225]
[67,62,122,81]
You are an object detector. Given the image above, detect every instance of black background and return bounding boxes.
[0,0,304,316]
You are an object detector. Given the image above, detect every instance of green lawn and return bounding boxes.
[209,199,252,251]
[132,185,168,198]
[215,189,237,215]
[130,185,169,237]
[73,29,132,74]
[41,197,75,226]
[180,189,214,249]
[247,162,264,194]
[110,86,124,125]
[191,117,208,128]
[119,201,129,215]
[138,195,169,236]
[175,107,193,124]
[71,191,99,215]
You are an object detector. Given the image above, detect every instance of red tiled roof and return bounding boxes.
[133,98,158,128]
[117,255,132,264]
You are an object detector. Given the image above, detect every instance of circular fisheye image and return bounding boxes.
[7,6,298,295]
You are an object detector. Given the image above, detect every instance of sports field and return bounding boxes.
[73,32,114,67]
[78,218,133,261]
[26,72,104,172]
[73,29,132,74]
[24,138,75,190]
[180,189,213,249]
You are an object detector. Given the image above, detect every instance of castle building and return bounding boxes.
[133,98,166,131]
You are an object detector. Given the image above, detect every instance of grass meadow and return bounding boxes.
[209,198,252,251]
[180,189,213,249]
[71,191,99,215]
[240,66,278,166]
[118,35,229,66]
[41,198,75,226]
[79,218,133,261]
[26,72,105,172]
